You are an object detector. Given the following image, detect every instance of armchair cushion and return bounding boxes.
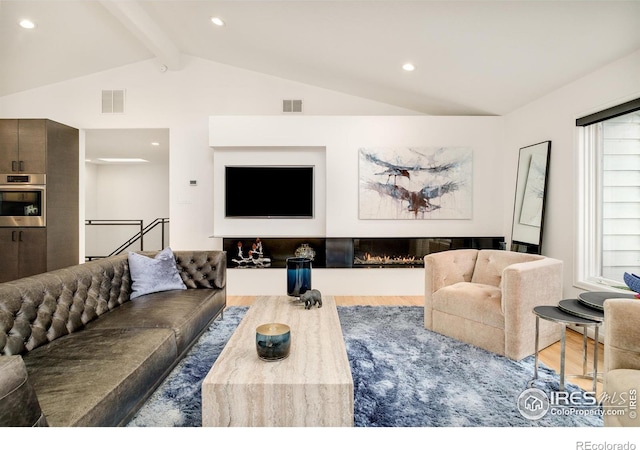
[471,250,543,287]
[433,282,503,329]
[426,249,477,293]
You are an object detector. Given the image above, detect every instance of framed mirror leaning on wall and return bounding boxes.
[511,141,551,254]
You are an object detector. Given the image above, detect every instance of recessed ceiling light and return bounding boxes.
[211,17,225,26]
[98,158,149,163]
[19,19,35,29]
[151,142,160,146]
[402,63,416,72]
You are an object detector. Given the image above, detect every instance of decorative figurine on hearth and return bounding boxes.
[231,240,248,265]
[248,239,271,267]
[295,243,316,261]
[300,289,322,309]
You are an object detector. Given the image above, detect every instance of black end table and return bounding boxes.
[531,304,602,392]
[577,291,637,311]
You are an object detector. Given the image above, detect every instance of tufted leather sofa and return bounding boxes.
[0,250,226,427]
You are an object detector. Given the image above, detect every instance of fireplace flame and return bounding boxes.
[354,252,417,265]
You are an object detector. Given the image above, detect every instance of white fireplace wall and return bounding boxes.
[210,115,505,296]
[210,115,505,239]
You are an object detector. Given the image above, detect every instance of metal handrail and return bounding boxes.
[85,218,169,261]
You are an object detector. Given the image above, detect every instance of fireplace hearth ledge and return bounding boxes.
[222,236,505,269]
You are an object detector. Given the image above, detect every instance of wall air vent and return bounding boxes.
[102,90,125,114]
[282,99,303,114]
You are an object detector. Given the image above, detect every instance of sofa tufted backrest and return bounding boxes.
[0,250,226,357]
[471,250,544,287]
[0,255,131,356]
[173,251,226,290]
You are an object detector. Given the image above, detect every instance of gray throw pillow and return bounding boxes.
[128,247,187,299]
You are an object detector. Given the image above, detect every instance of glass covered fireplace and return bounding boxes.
[223,237,504,269]
[352,238,443,268]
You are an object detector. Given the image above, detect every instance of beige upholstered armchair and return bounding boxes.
[424,249,563,361]
[603,298,640,427]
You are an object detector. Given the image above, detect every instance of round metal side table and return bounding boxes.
[531,304,603,392]
[577,291,637,311]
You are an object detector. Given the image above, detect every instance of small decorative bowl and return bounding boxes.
[256,323,291,361]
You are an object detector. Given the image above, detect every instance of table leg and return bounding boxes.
[533,315,540,381]
[582,327,588,376]
[560,323,566,391]
[592,325,599,393]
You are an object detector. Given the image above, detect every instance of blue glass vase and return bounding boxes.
[286,257,312,297]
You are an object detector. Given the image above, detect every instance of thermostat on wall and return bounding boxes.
[189,180,197,186]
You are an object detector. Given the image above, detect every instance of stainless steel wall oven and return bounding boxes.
[0,174,46,227]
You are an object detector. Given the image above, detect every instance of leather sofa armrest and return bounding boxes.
[604,298,640,373]
[0,356,48,427]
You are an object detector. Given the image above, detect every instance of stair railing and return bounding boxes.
[85,218,169,261]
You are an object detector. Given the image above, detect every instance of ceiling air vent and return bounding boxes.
[282,99,303,114]
[102,90,125,114]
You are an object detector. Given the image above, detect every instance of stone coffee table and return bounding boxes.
[201,295,354,427]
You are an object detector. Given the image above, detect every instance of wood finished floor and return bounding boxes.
[227,295,604,395]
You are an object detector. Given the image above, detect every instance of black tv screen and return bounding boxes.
[225,166,314,218]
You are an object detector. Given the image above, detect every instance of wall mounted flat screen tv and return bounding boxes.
[225,166,314,218]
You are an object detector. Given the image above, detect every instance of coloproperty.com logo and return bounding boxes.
[517,387,637,420]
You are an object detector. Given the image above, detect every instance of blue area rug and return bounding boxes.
[126,306,602,427]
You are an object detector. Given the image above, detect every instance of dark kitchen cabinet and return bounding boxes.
[0,228,47,282]
[0,119,47,173]
[0,118,78,282]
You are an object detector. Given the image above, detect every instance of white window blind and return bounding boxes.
[577,102,640,288]
[600,113,640,281]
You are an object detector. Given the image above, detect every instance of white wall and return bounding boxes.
[0,55,419,255]
[84,161,169,257]
[85,163,169,222]
[84,162,99,219]
[210,115,505,239]
[503,49,640,299]
[210,115,504,295]
[3,48,639,295]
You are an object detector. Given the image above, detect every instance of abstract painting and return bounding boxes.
[358,147,473,219]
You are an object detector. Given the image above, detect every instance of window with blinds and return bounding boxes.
[600,112,640,281]
[577,99,640,287]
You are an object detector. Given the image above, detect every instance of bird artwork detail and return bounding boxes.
[361,151,457,186]
[363,180,460,214]
[359,147,472,219]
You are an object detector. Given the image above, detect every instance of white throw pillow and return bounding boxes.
[128,247,187,299]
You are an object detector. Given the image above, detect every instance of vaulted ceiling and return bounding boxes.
[1,0,640,116]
